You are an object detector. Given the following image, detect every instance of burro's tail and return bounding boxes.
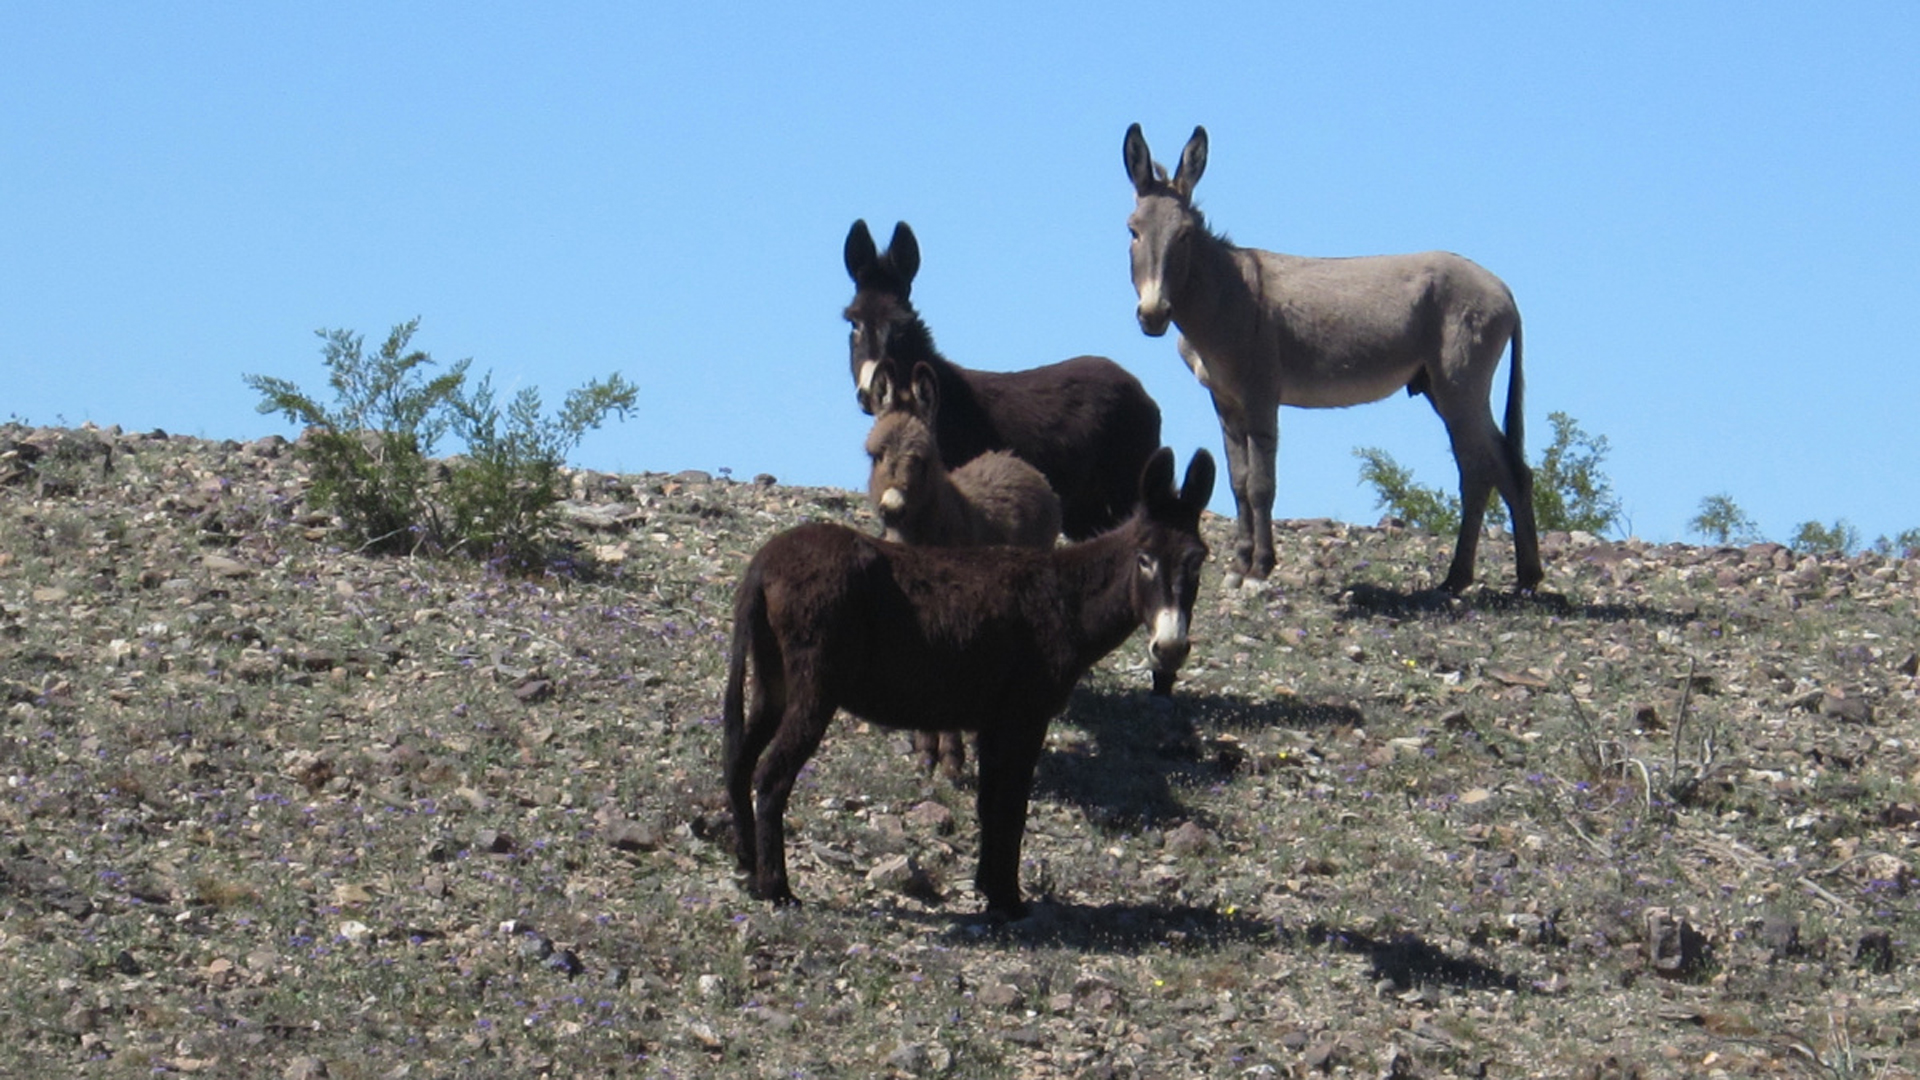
[722,559,768,771]
[1503,316,1527,471]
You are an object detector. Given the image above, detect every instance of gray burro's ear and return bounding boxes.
[845,219,877,281]
[1172,126,1208,198]
[884,221,921,286]
[1124,123,1155,193]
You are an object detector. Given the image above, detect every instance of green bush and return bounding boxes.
[246,319,636,566]
[1353,447,1460,535]
[1874,528,1920,558]
[1354,410,1620,537]
[1688,494,1762,546]
[441,373,639,561]
[1530,412,1621,534]
[1790,519,1860,556]
[244,320,465,555]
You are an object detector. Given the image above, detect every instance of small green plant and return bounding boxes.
[1352,447,1460,535]
[1790,518,1860,556]
[246,319,636,565]
[441,372,639,561]
[1872,528,1920,558]
[1354,410,1620,536]
[1688,493,1762,546]
[1529,412,1621,534]
[245,320,465,554]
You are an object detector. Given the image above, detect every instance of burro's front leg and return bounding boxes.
[1209,406,1256,582]
[1209,396,1278,583]
[1242,418,1278,580]
[971,720,1048,918]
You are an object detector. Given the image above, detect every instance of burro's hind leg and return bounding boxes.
[910,730,967,781]
[1439,402,1531,594]
[725,661,785,877]
[748,694,835,906]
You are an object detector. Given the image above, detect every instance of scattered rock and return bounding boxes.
[1164,820,1214,857]
[1644,907,1712,980]
[904,800,956,835]
[202,554,252,579]
[1856,929,1897,973]
[474,828,515,854]
[1819,690,1873,724]
[283,1056,329,1080]
[606,819,661,852]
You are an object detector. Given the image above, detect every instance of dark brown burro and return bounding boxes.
[1123,124,1542,594]
[723,447,1215,918]
[844,219,1164,541]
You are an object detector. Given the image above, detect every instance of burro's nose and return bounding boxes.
[1135,279,1172,336]
[1147,608,1190,672]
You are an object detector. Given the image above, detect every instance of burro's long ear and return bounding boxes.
[870,359,902,414]
[1138,446,1176,510]
[1179,449,1216,518]
[909,362,940,423]
[883,222,921,289]
[845,219,877,282]
[1172,126,1208,200]
[1123,123,1156,194]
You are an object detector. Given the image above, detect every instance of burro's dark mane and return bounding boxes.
[723,447,1215,918]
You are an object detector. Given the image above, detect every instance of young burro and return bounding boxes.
[865,360,1062,551]
[863,359,1063,779]
[723,447,1215,918]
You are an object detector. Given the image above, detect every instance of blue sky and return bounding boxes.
[5,3,1917,547]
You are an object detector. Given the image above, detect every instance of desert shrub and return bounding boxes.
[1354,410,1620,536]
[246,319,636,565]
[441,372,638,562]
[1790,519,1860,556]
[1872,528,1920,558]
[244,320,464,554]
[1689,494,1762,546]
[1353,447,1460,535]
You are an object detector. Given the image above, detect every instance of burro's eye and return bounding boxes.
[1136,552,1157,576]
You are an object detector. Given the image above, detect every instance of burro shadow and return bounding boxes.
[1031,685,1357,832]
[1335,580,1699,627]
[891,903,1523,990]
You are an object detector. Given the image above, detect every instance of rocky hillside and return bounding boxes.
[1,422,1915,1078]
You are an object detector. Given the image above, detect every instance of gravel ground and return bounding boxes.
[0,422,1915,1078]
